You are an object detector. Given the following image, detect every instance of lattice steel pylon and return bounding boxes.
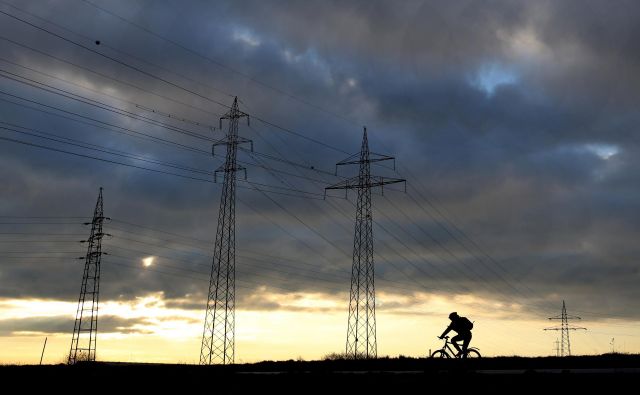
[68,187,108,364]
[326,127,405,359]
[200,97,251,365]
[544,300,586,356]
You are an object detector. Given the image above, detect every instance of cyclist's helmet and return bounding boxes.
[449,312,458,320]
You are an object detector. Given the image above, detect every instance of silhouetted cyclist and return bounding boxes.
[439,312,474,357]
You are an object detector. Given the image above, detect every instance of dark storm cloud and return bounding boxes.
[0,314,154,336]
[1,0,640,321]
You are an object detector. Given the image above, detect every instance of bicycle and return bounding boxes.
[430,335,481,358]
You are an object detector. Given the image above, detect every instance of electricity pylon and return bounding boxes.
[544,300,586,356]
[68,187,109,364]
[200,97,251,365]
[326,127,405,359]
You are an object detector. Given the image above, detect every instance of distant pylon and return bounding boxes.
[544,300,586,356]
[200,97,251,365]
[326,127,405,359]
[68,187,109,364]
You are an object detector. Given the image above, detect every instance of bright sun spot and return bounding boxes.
[142,256,155,268]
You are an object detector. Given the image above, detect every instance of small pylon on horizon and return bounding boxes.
[544,300,587,356]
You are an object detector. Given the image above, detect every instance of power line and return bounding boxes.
[0,133,214,181]
[1,55,212,128]
[0,0,235,104]
[0,133,327,199]
[0,68,216,141]
[0,9,233,111]
[104,256,348,298]
[1,112,334,198]
[76,0,359,126]
[0,123,214,176]
[0,240,83,243]
[0,222,84,224]
[0,232,85,236]
[102,233,414,292]
[106,251,349,293]
[0,255,78,259]
[224,122,514,348]
[99,253,507,352]
[1,99,337,186]
[380,194,537,304]
[1,13,356,201]
[0,251,81,253]
[240,147,337,178]
[0,74,344,186]
[246,123,339,177]
[0,9,350,154]
[0,91,212,155]
[0,216,88,218]
[229,113,552,318]
[101,238,441,297]
[242,118,474,300]
[0,35,222,119]
[400,167,557,310]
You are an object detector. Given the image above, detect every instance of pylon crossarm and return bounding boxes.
[215,164,246,173]
[547,327,587,330]
[336,152,396,167]
[326,176,406,191]
[211,138,228,147]
[220,109,249,122]
[212,137,253,156]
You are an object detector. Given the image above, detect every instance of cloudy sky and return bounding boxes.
[1,0,639,363]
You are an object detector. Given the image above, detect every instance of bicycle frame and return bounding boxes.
[442,336,458,358]
[441,337,459,356]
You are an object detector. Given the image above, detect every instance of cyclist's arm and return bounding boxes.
[439,325,452,338]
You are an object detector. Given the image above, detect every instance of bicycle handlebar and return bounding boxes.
[438,335,449,339]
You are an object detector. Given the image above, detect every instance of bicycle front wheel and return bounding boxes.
[464,349,481,358]
[430,350,450,358]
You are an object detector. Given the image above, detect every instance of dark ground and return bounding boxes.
[2,354,639,393]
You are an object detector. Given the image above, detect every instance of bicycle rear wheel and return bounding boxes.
[464,349,481,358]
[430,350,450,358]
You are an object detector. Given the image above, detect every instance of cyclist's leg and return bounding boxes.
[462,332,472,358]
[450,334,463,355]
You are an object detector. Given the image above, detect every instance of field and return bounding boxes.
[2,355,638,392]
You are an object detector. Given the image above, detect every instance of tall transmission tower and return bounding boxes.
[544,300,586,356]
[68,187,109,364]
[326,127,405,359]
[200,97,251,365]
